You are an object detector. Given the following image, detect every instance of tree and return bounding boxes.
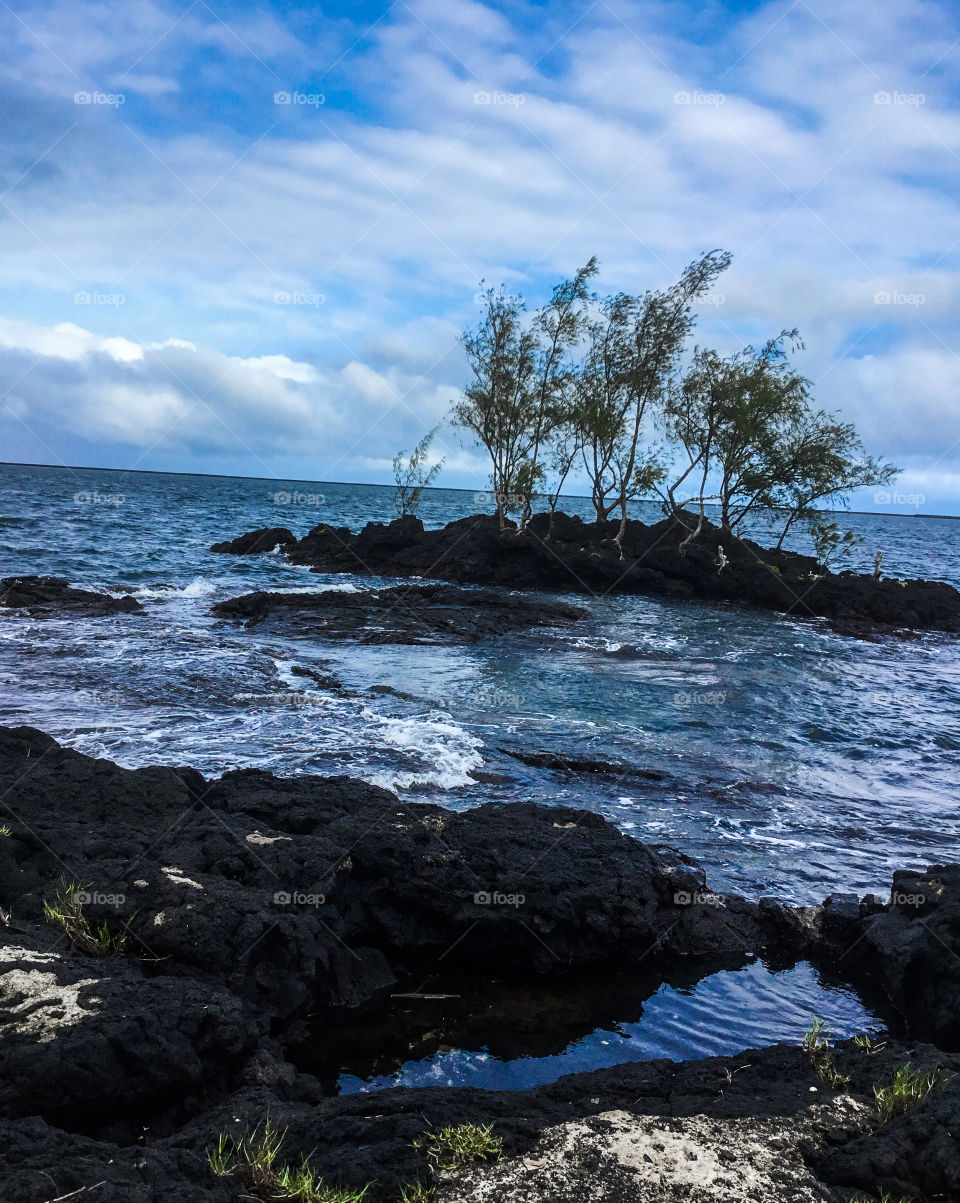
[519,258,598,530]
[579,250,732,547]
[453,284,539,528]
[661,330,810,541]
[393,426,445,517]
[768,414,898,550]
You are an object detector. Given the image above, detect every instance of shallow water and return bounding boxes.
[2,460,958,913]
[297,958,883,1094]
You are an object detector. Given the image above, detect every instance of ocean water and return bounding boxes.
[5,460,945,1083]
[2,461,959,910]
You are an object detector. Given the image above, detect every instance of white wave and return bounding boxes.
[133,577,217,599]
[362,709,484,791]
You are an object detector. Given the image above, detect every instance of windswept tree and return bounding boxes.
[453,285,539,527]
[519,257,598,530]
[454,263,597,530]
[662,330,810,541]
[393,426,445,517]
[768,413,898,549]
[579,250,733,546]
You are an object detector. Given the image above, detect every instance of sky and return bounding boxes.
[0,0,957,514]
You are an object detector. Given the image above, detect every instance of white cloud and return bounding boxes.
[0,0,957,502]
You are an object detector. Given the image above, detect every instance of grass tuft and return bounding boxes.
[413,1122,502,1172]
[873,1063,941,1123]
[801,1016,850,1089]
[0,823,10,837]
[206,1121,369,1201]
[398,1182,436,1202]
[852,1033,886,1055]
[42,880,129,957]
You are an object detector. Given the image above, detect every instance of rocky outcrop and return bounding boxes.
[0,575,143,617]
[211,582,589,644]
[211,511,960,637]
[209,526,296,554]
[2,727,960,1201]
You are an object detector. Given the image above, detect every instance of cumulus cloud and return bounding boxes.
[0,0,957,504]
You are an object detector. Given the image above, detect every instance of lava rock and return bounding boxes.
[210,512,960,637]
[211,582,589,644]
[0,575,143,617]
[209,526,296,554]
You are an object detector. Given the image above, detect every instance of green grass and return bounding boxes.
[42,880,129,957]
[206,1121,369,1202]
[848,1193,914,1202]
[0,823,10,837]
[413,1122,502,1172]
[873,1063,941,1123]
[801,1017,850,1089]
[852,1034,886,1055]
[397,1182,436,1202]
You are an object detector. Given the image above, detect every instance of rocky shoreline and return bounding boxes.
[210,512,960,639]
[2,725,959,1201]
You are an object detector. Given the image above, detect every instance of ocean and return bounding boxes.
[3,460,956,1090]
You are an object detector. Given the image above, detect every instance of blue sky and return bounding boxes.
[0,0,958,513]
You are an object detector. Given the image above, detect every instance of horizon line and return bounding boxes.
[0,459,952,521]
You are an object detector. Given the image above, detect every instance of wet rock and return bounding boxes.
[211,583,588,644]
[209,526,296,554]
[211,512,960,636]
[0,575,143,617]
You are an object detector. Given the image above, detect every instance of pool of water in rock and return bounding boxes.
[297,956,887,1094]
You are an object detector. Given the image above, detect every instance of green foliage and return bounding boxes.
[393,427,445,517]
[873,1064,941,1123]
[0,823,10,837]
[454,256,895,553]
[207,1121,369,1201]
[801,1017,850,1089]
[413,1122,502,1171]
[848,1194,914,1203]
[810,518,862,568]
[43,880,128,957]
[852,1033,886,1055]
[398,1182,436,1202]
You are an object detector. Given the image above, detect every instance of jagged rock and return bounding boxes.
[211,583,588,644]
[209,527,296,554]
[211,512,960,637]
[0,575,143,617]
